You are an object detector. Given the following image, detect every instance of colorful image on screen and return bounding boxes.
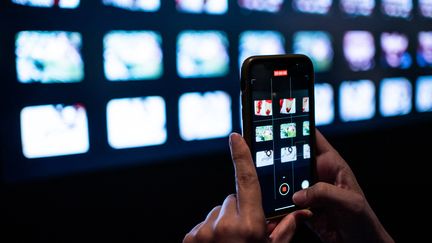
[340,0,375,16]
[420,0,432,17]
[293,31,333,72]
[179,91,232,141]
[315,83,335,126]
[344,31,375,71]
[256,125,273,142]
[302,97,309,112]
[238,0,284,13]
[16,31,84,83]
[239,31,285,68]
[12,0,80,8]
[177,31,229,78]
[293,0,333,15]
[280,98,296,114]
[417,31,432,67]
[103,31,163,81]
[380,77,412,117]
[381,32,412,69]
[303,121,310,136]
[176,0,228,14]
[20,104,89,159]
[416,76,432,112]
[340,80,376,122]
[102,0,160,12]
[381,0,412,18]
[254,100,273,116]
[280,123,296,139]
[107,96,167,149]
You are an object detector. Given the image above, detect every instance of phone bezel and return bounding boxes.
[240,54,317,220]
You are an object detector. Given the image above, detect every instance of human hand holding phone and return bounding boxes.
[292,130,395,243]
[183,133,312,243]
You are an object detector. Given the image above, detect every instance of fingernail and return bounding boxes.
[293,190,306,204]
[229,133,240,146]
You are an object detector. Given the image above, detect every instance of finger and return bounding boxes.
[185,206,221,242]
[229,133,262,216]
[292,182,365,212]
[315,129,333,155]
[218,194,238,219]
[269,209,313,243]
[266,220,279,235]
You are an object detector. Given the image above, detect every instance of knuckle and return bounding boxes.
[236,171,258,186]
[190,225,213,242]
[182,233,193,243]
[214,220,236,237]
[350,193,367,214]
[238,220,265,240]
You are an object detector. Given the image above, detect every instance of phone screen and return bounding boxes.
[242,55,316,218]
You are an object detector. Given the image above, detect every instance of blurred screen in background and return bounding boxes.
[1,0,431,181]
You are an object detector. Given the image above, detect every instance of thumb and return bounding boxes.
[269,209,313,243]
[292,182,365,212]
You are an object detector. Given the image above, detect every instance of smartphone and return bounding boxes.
[240,54,316,219]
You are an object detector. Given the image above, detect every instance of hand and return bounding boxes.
[292,130,394,243]
[183,133,312,243]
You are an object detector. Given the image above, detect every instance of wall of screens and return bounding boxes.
[1,0,431,181]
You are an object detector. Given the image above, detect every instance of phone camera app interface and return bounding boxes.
[250,61,313,216]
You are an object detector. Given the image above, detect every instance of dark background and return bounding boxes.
[2,121,431,242]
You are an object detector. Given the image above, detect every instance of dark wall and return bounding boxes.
[2,120,431,242]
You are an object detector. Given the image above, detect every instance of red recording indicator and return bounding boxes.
[274,70,288,76]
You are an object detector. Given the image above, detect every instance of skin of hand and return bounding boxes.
[292,130,395,243]
[183,133,312,243]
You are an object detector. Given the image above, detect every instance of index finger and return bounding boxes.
[315,129,333,155]
[229,133,263,216]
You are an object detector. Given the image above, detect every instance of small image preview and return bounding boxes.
[20,104,89,158]
[256,150,274,167]
[281,146,297,162]
[293,0,333,15]
[340,0,376,16]
[238,31,285,69]
[15,31,84,83]
[303,121,310,136]
[419,0,432,18]
[416,76,432,112]
[238,0,284,13]
[176,0,228,14]
[256,125,273,142]
[302,97,309,112]
[417,31,432,67]
[12,0,80,8]
[177,31,230,78]
[380,77,412,117]
[293,31,333,72]
[103,31,163,81]
[179,91,232,141]
[280,98,296,114]
[102,0,160,12]
[254,100,272,116]
[381,0,412,18]
[280,123,296,139]
[315,83,335,126]
[381,32,412,69]
[343,31,375,71]
[303,144,311,159]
